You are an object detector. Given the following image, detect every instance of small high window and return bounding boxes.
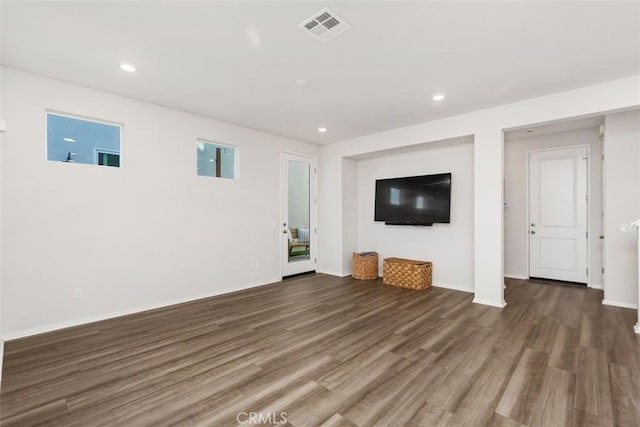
[47,113,121,167]
[196,140,236,179]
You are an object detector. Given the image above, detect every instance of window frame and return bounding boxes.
[45,110,124,168]
[94,148,121,167]
[196,138,239,180]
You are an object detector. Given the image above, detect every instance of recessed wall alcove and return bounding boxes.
[340,135,476,293]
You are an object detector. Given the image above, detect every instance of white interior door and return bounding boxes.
[529,146,588,283]
[281,152,316,277]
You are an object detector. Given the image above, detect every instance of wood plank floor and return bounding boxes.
[1,274,639,426]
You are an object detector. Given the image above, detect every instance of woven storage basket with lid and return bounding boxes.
[352,252,379,280]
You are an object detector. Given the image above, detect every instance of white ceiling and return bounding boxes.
[2,1,639,145]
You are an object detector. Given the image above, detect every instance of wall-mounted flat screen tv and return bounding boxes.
[374,173,451,226]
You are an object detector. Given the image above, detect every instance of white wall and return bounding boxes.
[1,68,318,338]
[603,109,640,308]
[356,141,474,291]
[341,158,358,276]
[504,128,603,286]
[318,74,640,308]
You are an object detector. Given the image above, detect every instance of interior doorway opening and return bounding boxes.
[503,116,604,289]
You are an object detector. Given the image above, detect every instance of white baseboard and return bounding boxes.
[635,323,640,335]
[602,299,639,309]
[432,283,474,294]
[2,278,280,341]
[504,274,528,280]
[472,297,507,308]
[371,275,474,294]
[316,269,351,277]
[589,283,603,290]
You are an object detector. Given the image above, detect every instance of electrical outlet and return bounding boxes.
[74,288,83,299]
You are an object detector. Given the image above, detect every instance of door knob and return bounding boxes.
[531,230,536,235]
[599,235,604,239]
[283,230,288,234]
[531,223,536,227]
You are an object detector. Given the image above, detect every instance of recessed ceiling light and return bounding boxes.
[63,137,76,142]
[318,127,327,133]
[296,79,309,87]
[119,63,136,72]
[208,159,215,162]
[432,93,446,101]
[526,130,534,133]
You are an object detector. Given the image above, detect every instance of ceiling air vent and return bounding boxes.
[299,8,351,43]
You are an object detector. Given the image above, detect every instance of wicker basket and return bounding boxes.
[383,257,432,290]
[352,252,379,280]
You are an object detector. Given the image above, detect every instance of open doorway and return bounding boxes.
[504,116,604,289]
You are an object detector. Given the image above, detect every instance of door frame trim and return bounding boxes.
[525,144,591,286]
[280,150,318,279]
[601,132,607,293]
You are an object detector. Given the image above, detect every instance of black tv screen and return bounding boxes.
[374,173,451,225]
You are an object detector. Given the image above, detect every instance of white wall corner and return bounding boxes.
[589,283,603,290]
[634,322,640,335]
[473,128,505,309]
